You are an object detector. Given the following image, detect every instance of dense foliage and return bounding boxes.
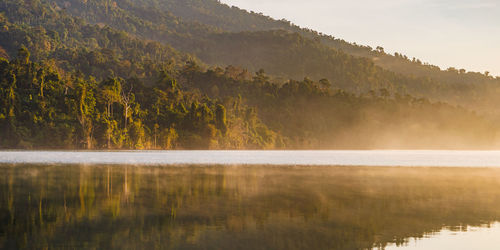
[24,0,500,115]
[0,0,499,149]
[1,48,497,149]
[0,49,278,149]
[183,66,498,149]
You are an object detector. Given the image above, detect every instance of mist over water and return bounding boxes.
[2,0,500,248]
[1,150,500,167]
[2,164,500,249]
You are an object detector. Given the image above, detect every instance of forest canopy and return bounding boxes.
[0,0,499,149]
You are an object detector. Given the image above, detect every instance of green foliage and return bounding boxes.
[0,49,272,149]
[183,66,499,149]
[215,104,227,135]
[32,0,500,117]
[0,0,498,149]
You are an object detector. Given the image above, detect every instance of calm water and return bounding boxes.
[385,223,500,250]
[2,151,500,249]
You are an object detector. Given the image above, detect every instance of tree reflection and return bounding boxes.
[1,165,500,249]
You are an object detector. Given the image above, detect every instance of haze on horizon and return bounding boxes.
[221,0,500,77]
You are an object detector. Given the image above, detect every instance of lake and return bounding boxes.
[1,151,500,249]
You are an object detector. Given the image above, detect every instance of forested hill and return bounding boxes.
[15,0,499,116]
[0,0,499,150]
[161,0,498,85]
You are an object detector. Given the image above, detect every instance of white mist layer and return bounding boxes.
[0,150,499,167]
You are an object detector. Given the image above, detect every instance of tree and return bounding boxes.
[182,59,200,83]
[157,70,177,90]
[376,46,385,53]
[215,104,227,135]
[100,78,121,117]
[120,81,133,130]
[75,78,96,149]
[253,69,269,83]
[319,78,331,89]
[16,46,30,65]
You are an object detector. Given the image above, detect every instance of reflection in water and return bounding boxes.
[1,165,500,249]
[386,223,500,250]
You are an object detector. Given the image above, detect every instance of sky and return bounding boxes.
[220,0,500,76]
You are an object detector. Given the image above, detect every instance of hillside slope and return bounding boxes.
[0,0,499,149]
[159,0,498,85]
[34,0,500,116]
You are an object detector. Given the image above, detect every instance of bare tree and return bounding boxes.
[120,83,133,130]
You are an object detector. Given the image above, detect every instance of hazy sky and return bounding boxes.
[220,0,500,76]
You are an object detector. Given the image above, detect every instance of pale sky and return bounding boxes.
[220,0,500,76]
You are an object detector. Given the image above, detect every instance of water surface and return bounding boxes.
[385,223,500,250]
[1,164,500,249]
